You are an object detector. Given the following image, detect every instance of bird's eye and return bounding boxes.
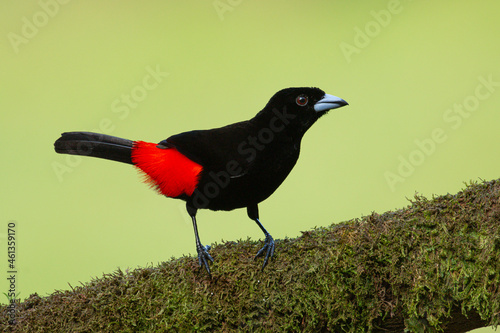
[296,95,308,106]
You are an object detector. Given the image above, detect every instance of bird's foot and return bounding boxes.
[196,244,214,275]
[254,234,275,270]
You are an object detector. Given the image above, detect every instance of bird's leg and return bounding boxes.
[187,204,213,275]
[247,205,275,269]
[253,218,275,269]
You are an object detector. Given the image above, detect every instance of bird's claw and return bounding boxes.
[254,234,275,270]
[197,244,214,275]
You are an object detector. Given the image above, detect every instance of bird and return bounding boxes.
[54,87,348,275]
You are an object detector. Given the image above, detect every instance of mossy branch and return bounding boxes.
[2,180,500,332]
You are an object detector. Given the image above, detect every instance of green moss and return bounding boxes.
[1,179,500,332]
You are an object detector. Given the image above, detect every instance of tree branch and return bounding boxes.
[2,180,500,332]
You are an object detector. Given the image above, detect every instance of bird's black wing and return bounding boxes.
[159,120,255,174]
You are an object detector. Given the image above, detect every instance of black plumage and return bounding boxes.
[54,87,348,274]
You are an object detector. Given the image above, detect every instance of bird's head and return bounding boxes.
[257,87,348,137]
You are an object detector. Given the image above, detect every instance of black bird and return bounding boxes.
[54,87,348,274]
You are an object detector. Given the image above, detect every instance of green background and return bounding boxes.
[1,1,499,331]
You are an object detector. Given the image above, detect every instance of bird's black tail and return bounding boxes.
[54,132,134,164]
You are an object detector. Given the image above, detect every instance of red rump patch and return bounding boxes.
[131,141,202,197]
